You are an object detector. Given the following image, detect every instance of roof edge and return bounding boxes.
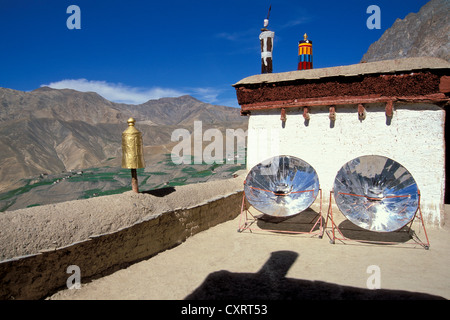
[233,57,450,87]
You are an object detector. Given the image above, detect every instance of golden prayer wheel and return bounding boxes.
[122,118,145,192]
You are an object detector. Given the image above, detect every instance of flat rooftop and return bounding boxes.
[233,57,450,86]
[49,205,450,300]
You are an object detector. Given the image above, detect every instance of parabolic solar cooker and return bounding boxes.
[333,155,419,232]
[244,155,320,217]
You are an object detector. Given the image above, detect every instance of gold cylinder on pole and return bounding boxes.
[121,118,145,192]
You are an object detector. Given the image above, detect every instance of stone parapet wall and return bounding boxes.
[0,179,244,300]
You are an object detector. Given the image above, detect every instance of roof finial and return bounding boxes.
[262,5,271,30]
[304,33,308,41]
[127,117,136,126]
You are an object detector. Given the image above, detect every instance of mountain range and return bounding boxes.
[362,0,449,63]
[0,87,247,193]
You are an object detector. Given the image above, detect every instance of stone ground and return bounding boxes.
[48,204,450,300]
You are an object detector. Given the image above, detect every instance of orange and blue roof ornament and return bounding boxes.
[298,33,313,70]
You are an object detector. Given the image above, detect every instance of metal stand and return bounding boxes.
[238,189,324,238]
[325,190,430,249]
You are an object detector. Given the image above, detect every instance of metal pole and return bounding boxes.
[131,168,139,193]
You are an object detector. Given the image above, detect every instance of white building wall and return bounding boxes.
[246,103,445,226]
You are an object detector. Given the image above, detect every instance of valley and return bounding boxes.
[0,152,246,212]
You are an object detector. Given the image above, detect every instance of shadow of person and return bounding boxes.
[185,250,445,300]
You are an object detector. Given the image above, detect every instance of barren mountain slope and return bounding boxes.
[362,0,449,62]
[0,87,247,192]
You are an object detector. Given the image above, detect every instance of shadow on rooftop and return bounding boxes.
[334,220,413,244]
[141,186,176,197]
[185,250,445,300]
[256,208,322,234]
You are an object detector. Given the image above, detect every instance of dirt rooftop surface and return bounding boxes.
[48,203,450,300]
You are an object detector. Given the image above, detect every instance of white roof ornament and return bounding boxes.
[262,5,271,30]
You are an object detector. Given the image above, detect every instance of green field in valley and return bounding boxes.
[0,153,245,212]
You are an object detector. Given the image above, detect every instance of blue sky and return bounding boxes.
[0,0,429,107]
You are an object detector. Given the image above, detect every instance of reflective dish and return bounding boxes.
[333,155,419,232]
[244,155,320,217]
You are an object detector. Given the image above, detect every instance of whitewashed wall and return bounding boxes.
[246,103,445,226]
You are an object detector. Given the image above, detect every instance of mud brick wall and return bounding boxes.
[245,103,445,227]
